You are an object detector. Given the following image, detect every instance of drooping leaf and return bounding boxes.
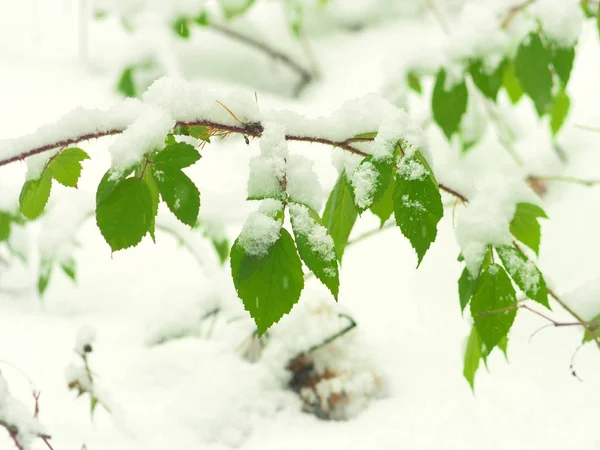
[153,142,201,170]
[370,179,394,227]
[38,259,53,297]
[290,203,339,300]
[0,212,10,242]
[222,0,256,20]
[195,10,209,26]
[153,168,200,228]
[550,44,575,85]
[469,59,506,101]
[393,153,443,266]
[470,264,517,351]
[230,228,304,336]
[458,267,477,313]
[407,71,422,94]
[96,168,134,206]
[172,17,190,39]
[582,313,600,345]
[322,172,358,261]
[116,67,136,97]
[143,169,160,242]
[496,245,550,309]
[60,257,77,282]
[432,68,468,139]
[502,61,524,104]
[351,155,394,213]
[463,327,482,391]
[19,170,52,219]
[49,148,90,188]
[211,237,230,265]
[515,33,554,116]
[96,177,153,252]
[550,88,570,136]
[510,202,547,255]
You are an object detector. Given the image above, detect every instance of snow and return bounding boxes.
[285,155,323,212]
[397,157,427,181]
[350,161,378,209]
[533,0,584,47]
[247,122,288,200]
[455,175,537,275]
[289,204,336,263]
[499,249,541,296]
[74,325,97,354]
[238,209,282,257]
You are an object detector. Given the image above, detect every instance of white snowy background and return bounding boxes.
[1,0,600,449]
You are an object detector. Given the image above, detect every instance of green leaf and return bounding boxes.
[153,168,200,227]
[195,10,209,26]
[322,172,359,261]
[510,203,547,255]
[370,179,394,227]
[19,170,52,219]
[60,257,77,282]
[515,33,554,116]
[96,177,153,252]
[290,204,339,300]
[470,264,517,351]
[211,238,230,265]
[393,153,444,266]
[187,126,211,142]
[550,45,575,85]
[172,17,190,39]
[498,335,509,360]
[143,169,160,242]
[90,397,99,419]
[351,155,394,213]
[154,143,201,170]
[463,327,482,391]
[407,71,422,94]
[230,228,304,336]
[222,0,256,19]
[458,267,477,313]
[0,212,10,242]
[502,61,524,104]
[48,148,90,188]
[353,131,378,139]
[550,88,570,136]
[598,7,600,39]
[432,68,468,139]
[116,67,136,97]
[496,245,550,309]
[582,313,600,344]
[96,168,134,206]
[38,259,53,297]
[469,59,506,101]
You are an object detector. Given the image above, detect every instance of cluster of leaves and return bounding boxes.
[460,203,549,389]
[407,24,578,150]
[231,140,444,336]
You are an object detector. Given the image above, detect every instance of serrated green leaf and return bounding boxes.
[19,170,52,219]
[353,131,378,139]
[459,267,477,313]
[496,245,549,309]
[116,67,136,97]
[407,71,422,94]
[583,313,600,344]
[187,126,211,142]
[172,17,190,39]
[502,61,524,104]
[469,59,506,101]
[96,178,153,251]
[0,212,10,242]
[470,264,517,351]
[393,153,443,266]
[370,179,394,227]
[60,257,77,282]
[515,33,554,116]
[432,68,468,140]
[153,168,200,227]
[231,228,304,336]
[322,172,358,262]
[154,142,201,170]
[550,88,570,136]
[290,203,339,300]
[510,202,547,255]
[463,326,482,391]
[211,237,229,265]
[38,259,53,297]
[49,148,90,188]
[96,168,135,206]
[550,45,575,85]
[143,169,160,242]
[351,155,394,213]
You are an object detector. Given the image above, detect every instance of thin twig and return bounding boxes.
[529,175,600,187]
[575,124,600,132]
[500,0,537,29]
[423,0,451,34]
[305,313,357,354]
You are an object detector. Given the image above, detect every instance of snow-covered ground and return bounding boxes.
[1,1,600,449]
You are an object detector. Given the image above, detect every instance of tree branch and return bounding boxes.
[501,0,537,29]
